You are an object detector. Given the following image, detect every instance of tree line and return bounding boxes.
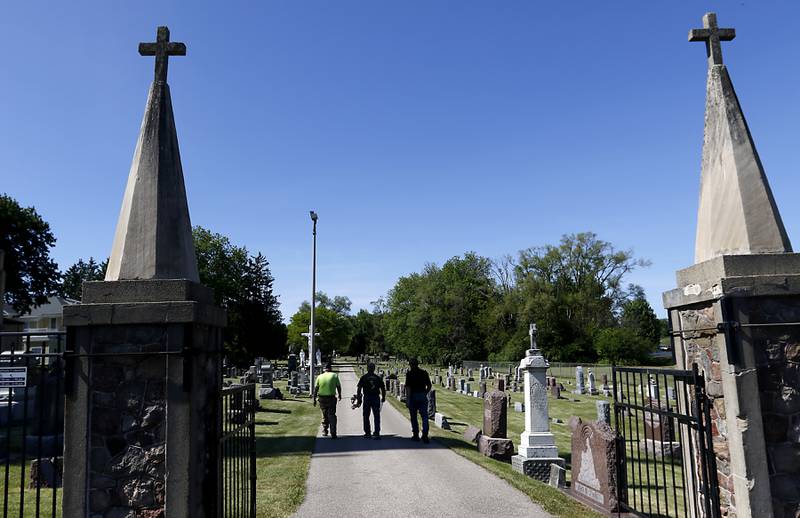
[285,232,663,365]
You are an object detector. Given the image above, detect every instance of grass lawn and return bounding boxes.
[254,383,320,518]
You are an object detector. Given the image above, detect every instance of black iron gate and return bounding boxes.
[219,383,256,518]
[0,331,66,518]
[613,365,720,518]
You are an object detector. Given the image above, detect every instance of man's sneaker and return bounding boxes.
[331,433,338,439]
[422,435,430,444]
[322,429,328,437]
[363,433,371,439]
[411,434,420,442]
[373,433,381,440]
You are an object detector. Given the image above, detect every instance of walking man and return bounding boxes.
[405,358,432,443]
[313,363,342,438]
[357,363,386,439]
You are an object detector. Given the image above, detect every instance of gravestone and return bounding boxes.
[601,374,611,396]
[482,391,507,438]
[552,384,561,400]
[479,381,487,398]
[548,464,566,489]
[479,365,485,381]
[596,400,611,425]
[588,369,598,395]
[447,377,455,391]
[463,426,482,443]
[465,383,471,394]
[459,379,466,393]
[574,366,586,395]
[514,402,524,413]
[427,390,437,419]
[434,412,450,430]
[512,324,564,481]
[569,417,618,512]
[497,379,505,392]
[467,368,474,381]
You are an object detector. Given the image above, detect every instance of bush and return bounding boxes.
[595,327,651,365]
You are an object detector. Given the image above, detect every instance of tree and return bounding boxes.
[0,194,61,314]
[286,292,354,356]
[620,296,660,346]
[384,253,496,364]
[60,257,108,300]
[595,327,651,365]
[193,226,286,365]
[512,232,649,362]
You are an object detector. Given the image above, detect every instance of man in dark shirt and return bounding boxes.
[357,363,386,439]
[405,358,432,443]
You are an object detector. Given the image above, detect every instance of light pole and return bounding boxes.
[309,211,318,394]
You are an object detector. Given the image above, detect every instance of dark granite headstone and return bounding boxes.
[483,391,507,438]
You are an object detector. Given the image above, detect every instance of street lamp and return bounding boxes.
[309,211,318,394]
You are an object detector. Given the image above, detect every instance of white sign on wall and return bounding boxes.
[0,367,27,388]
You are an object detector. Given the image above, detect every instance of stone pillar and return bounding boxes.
[512,324,564,481]
[664,255,800,518]
[63,280,225,517]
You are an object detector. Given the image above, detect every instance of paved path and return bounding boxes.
[293,365,552,518]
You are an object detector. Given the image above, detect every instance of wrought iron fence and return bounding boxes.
[613,365,720,518]
[0,331,66,518]
[219,383,256,518]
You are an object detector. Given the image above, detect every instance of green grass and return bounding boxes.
[0,462,62,517]
[254,384,320,518]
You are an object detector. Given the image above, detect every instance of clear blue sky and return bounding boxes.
[2,2,799,320]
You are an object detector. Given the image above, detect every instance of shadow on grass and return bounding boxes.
[260,408,292,414]
[255,420,280,426]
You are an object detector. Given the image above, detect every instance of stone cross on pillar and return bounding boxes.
[689,12,735,66]
[139,26,187,84]
[512,323,564,481]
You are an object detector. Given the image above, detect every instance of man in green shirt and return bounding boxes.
[313,363,342,438]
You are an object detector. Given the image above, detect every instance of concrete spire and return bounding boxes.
[105,28,199,282]
[689,13,792,264]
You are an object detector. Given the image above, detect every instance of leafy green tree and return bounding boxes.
[193,226,286,365]
[620,296,660,346]
[384,253,495,364]
[350,308,386,356]
[286,292,354,356]
[60,257,108,300]
[0,194,61,314]
[595,327,651,364]
[512,232,649,362]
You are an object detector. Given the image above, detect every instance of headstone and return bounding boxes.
[29,457,63,489]
[552,384,561,400]
[548,463,566,489]
[667,386,676,401]
[447,377,455,391]
[459,379,466,393]
[427,390,436,419]
[569,417,619,512]
[479,364,485,381]
[467,368,474,381]
[483,391,508,438]
[399,383,407,403]
[465,383,471,394]
[434,412,450,430]
[497,379,505,392]
[574,366,585,395]
[479,381,487,398]
[514,402,524,413]
[463,425,482,443]
[601,374,611,396]
[588,369,598,395]
[512,323,564,482]
[596,400,611,425]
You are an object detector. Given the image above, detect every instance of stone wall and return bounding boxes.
[735,296,800,518]
[87,324,171,516]
[674,302,733,516]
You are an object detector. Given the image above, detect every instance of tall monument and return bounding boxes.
[511,324,564,481]
[63,27,225,517]
[663,13,800,518]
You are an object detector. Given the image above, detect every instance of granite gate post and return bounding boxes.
[62,27,226,517]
